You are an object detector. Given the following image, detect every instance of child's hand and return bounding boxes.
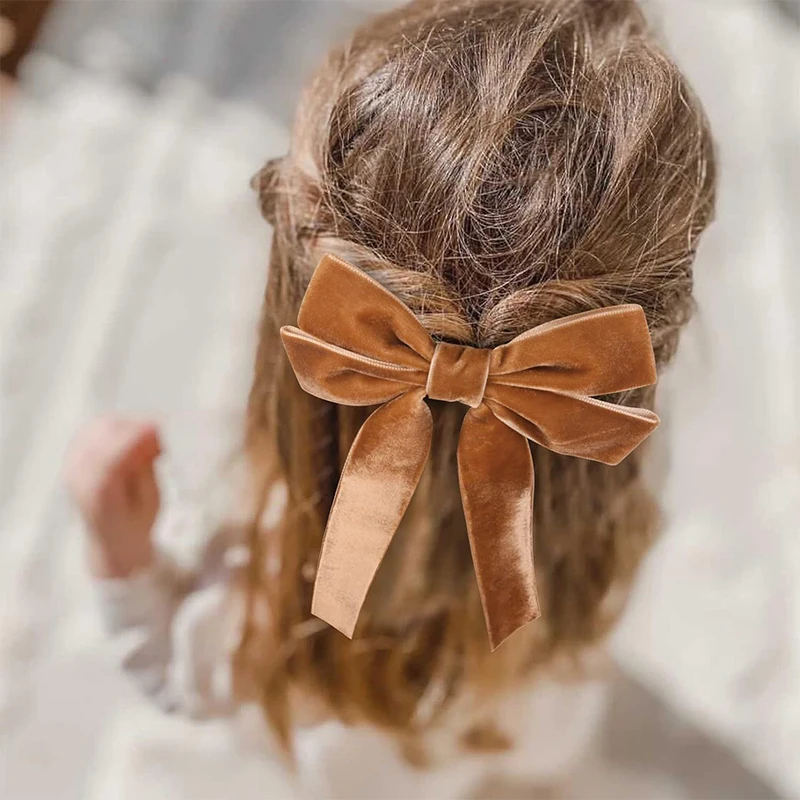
[66,417,162,579]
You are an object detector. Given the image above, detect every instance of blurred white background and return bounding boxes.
[1,2,798,798]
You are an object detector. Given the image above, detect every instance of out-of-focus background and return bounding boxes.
[0,1,798,798]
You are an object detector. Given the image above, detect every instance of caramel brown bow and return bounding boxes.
[280,254,660,649]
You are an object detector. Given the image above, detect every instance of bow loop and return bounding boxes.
[490,305,657,395]
[280,254,661,647]
[297,254,434,368]
[280,326,428,406]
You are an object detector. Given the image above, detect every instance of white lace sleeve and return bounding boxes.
[94,507,247,719]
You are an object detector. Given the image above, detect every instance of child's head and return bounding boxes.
[239,0,715,744]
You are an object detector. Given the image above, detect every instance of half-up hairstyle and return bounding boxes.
[237,0,716,753]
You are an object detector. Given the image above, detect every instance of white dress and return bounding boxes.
[94,495,610,799]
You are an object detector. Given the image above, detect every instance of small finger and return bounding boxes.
[129,462,160,515]
[65,417,159,514]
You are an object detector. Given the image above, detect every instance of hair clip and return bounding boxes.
[281,254,659,648]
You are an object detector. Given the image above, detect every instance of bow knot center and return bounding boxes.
[425,343,491,408]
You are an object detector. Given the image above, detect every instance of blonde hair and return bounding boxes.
[236,0,716,752]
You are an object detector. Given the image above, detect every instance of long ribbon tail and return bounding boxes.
[458,405,541,649]
[312,390,432,637]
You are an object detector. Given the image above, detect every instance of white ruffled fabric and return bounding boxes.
[93,497,609,799]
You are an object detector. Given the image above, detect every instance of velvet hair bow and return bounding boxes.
[280,254,660,649]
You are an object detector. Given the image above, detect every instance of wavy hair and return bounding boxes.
[236,0,716,754]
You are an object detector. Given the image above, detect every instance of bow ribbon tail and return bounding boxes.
[312,389,433,637]
[458,405,541,649]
